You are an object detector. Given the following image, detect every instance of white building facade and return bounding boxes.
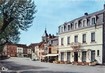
[31,44,40,60]
[58,8,105,64]
[17,47,23,57]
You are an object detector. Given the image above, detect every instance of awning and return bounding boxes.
[46,54,58,57]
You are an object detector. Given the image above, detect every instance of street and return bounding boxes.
[0,57,105,73]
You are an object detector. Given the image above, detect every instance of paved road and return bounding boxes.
[0,57,105,73]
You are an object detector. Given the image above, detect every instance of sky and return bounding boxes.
[19,0,105,45]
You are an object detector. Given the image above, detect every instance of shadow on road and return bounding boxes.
[21,71,80,73]
[0,60,46,70]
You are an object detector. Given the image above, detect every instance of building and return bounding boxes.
[23,45,28,57]
[16,44,27,57]
[27,47,32,58]
[29,43,39,60]
[38,28,59,62]
[58,5,105,64]
[34,43,40,60]
[38,42,46,61]
[46,36,59,62]
[3,43,17,57]
[3,43,29,57]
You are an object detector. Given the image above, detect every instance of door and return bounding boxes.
[82,51,86,62]
[67,52,70,61]
[91,50,95,62]
[61,52,64,61]
[74,52,78,62]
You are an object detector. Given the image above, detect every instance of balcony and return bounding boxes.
[70,42,81,49]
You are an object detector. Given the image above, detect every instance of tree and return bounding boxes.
[0,0,36,45]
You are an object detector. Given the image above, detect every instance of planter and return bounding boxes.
[64,61,71,64]
[53,61,60,64]
[89,62,97,66]
[77,62,82,65]
[71,61,78,65]
[82,62,85,66]
[60,61,64,64]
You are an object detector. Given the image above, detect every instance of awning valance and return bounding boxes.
[46,54,58,57]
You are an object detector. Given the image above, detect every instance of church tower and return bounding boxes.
[42,28,48,42]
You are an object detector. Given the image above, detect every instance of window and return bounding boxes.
[87,18,90,26]
[78,20,82,28]
[97,50,99,56]
[91,32,95,42]
[91,17,96,25]
[71,23,74,29]
[82,34,86,43]
[64,25,67,31]
[58,26,60,33]
[83,20,86,27]
[68,25,70,30]
[74,35,78,43]
[75,22,77,29]
[49,48,51,54]
[51,40,53,44]
[67,37,70,45]
[61,27,63,32]
[61,38,64,45]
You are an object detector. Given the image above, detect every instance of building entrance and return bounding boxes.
[74,52,78,62]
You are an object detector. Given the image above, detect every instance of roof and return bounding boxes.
[49,36,58,40]
[28,43,39,49]
[38,42,45,48]
[59,9,105,26]
[15,44,27,48]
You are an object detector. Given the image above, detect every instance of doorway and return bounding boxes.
[74,52,78,62]
[61,52,64,61]
[67,52,70,61]
[91,50,95,62]
[82,51,86,62]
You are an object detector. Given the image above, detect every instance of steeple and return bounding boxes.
[42,28,48,42]
[45,28,48,37]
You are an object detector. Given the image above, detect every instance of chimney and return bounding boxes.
[104,4,105,9]
[84,12,88,16]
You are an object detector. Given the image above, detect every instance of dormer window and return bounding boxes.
[92,18,96,24]
[82,19,87,27]
[87,18,90,26]
[64,25,66,31]
[58,26,60,33]
[91,16,96,25]
[61,26,63,32]
[68,24,70,30]
[75,23,77,29]
[78,20,82,28]
[74,20,78,29]
[71,23,74,29]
